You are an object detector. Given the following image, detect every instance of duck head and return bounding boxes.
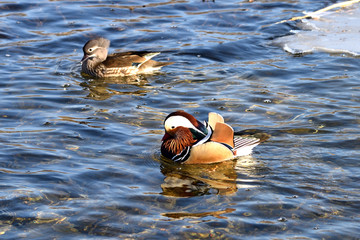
[81,37,110,64]
[161,111,210,159]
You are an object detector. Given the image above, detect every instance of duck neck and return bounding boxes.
[82,57,104,77]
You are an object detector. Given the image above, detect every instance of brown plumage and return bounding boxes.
[161,127,197,157]
[161,111,263,164]
[81,37,173,78]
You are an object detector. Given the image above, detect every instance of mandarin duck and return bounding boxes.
[81,37,173,78]
[161,110,262,164]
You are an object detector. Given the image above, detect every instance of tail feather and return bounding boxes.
[233,137,260,157]
[143,52,160,60]
[139,52,173,70]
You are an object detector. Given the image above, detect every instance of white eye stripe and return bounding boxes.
[164,116,197,131]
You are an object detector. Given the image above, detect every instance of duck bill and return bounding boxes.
[81,53,96,63]
[81,54,89,63]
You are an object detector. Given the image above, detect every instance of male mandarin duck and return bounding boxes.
[161,110,262,164]
[81,37,173,78]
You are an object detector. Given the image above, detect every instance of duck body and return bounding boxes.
[161,111,261,164]
[81,37,173,78]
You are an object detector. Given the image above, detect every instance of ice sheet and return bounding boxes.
[274,5,360,56]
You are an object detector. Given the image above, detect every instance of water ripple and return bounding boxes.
[0,0,359,239]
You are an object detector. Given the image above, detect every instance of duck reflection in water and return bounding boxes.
[80,76,150,100]
[160,158,238,196]
[160,154,266,197]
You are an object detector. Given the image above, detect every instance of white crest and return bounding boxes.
[164,115,197,132]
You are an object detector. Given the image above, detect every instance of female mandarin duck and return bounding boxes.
[81,37,173,78]
[161,110,261,164]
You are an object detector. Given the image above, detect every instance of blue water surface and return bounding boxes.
[0,0,359,239]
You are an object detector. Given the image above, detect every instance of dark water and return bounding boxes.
[1,0,359,239]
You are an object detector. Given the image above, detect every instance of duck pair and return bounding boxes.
[81,38,264,164]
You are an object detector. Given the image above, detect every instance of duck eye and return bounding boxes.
[171,126,175,129]
[88,48,93,52]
